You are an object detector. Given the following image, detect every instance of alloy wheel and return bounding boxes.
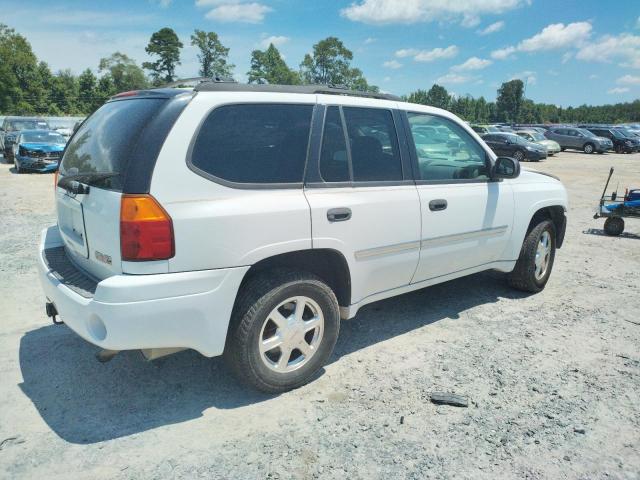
[534,231,552,280]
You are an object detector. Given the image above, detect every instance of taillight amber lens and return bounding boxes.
[120,194,174,261]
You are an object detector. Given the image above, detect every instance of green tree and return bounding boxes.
[425,84,451,110]
[99,52,148,92]
[190,29,234,78]
[248,43,299,85]
[77,68,97,114]
[142,27,183,85]
[496,79,524,123]
[299,36,376,91]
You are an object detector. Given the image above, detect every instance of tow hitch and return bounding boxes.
[45,302,63,325]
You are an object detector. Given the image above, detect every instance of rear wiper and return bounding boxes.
[57,172,120,194]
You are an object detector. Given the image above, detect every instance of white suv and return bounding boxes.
[38,82,568,392]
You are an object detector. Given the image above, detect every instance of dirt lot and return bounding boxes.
[0,151,639,480]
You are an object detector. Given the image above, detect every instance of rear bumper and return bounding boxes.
[38,225,249,357]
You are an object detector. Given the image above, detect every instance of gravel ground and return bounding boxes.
[0,151,639,480]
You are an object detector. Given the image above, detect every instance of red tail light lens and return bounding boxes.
[120,194,174,261]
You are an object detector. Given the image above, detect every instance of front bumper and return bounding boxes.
[38,225,249,357]
[526,150,548,161]
[16,155,59,172]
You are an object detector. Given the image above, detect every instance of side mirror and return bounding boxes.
[492,156,520,180]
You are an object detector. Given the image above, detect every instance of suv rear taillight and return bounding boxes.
[120,194,174,261]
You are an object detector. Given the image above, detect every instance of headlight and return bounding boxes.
[625,141,632,146]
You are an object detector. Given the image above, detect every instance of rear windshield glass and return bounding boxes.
[190,104,314,184]
[60,98,166,190]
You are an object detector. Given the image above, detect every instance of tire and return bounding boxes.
[224,269,340,393]
[508,219,556,293]
[513,149,525,162]
[615,144,623,154]
[604,217,624,236]
[583,143,594,154]
[560,147,566,152]
[14,159,22,173]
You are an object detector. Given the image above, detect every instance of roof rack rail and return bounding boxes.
[161,76,237,88]
[192,82,401,101]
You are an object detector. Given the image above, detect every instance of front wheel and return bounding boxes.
[508,219,556,293]
[583,143,594,154]
[513,150,525,162]
[224,269,340,393]
[604,217,624,236]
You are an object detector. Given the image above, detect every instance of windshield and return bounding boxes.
[529,132,545,141]
[6,119,49,131]
[614,129,632,138]
[21,131,65,144]
[60,98,166,190]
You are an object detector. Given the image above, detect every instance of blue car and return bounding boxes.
[12,130,66,173]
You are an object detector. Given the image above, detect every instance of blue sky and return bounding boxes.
[2,0,640,106]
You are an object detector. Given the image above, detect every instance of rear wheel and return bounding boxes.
[508,219,556,293]
[604,217,624,236]
[224,269,340,393]
[583,143,594,154]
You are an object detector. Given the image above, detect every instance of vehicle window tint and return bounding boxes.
[319,107,349,182]
[191,104,313,184]
[408,113,488,181]
[343,107,403,182]
[60,98,167,191]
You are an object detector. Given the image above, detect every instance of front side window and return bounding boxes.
[191,104,313,184]
[408,113,488,181]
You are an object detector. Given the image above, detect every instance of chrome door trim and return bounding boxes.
[354,240,421,260]
[421,225,508,248]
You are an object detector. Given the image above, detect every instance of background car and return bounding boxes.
[544,127,612,154]
[1,116,50,162]
[482,132,547,162]
[12,129,65,173]
[582,126,639,153]
[471,124,500,135]
[516,130,561,156]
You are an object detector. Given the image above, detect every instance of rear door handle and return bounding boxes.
[429,199,448,211]
[327,207,352,222]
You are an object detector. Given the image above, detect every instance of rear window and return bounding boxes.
[190,104,314,185]
[60,98,167,190]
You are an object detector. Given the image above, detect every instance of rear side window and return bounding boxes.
[318,106,403,183]
[60,98,167,191]
[190,104,313,185]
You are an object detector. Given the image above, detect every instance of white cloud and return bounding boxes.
[340,0,528,26]
[364,37,376,44]
[576,33,640,69]
[617,74,640,85]
[491,46,516,60]
[259,35,289,48]
[509,70,536,85]
[607,87,630,94]
[478,20,505,35]
[383,76,391,82]
[201,2,272,23]
[491,22,592,60]
[152,0,173,7]
[452,56,492,71]
[383,60,403,69]
[436,73,475,84]
[636,16,640,29]
[561,52,573,64]
[414,45,459,62]
[395,48,419,58]
[518,22,592,51]
[589,74,598,79]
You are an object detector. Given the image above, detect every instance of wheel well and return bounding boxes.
[239,249,351,307]
[527,206,566,248]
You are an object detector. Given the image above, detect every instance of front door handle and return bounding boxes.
[429,199,448,211]
[327,207,352,222]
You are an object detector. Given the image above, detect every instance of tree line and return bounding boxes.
[1,23,638,123]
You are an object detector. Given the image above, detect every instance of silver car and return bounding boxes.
[544,127,612,154]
